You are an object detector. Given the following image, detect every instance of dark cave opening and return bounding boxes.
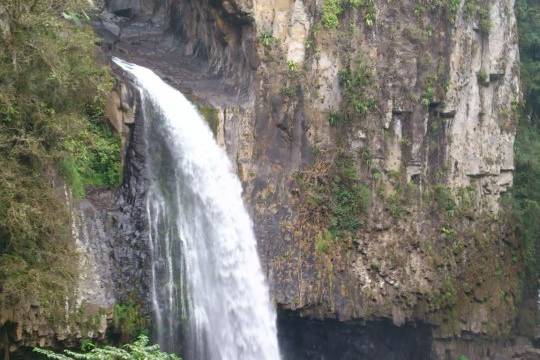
[277,310,433,360]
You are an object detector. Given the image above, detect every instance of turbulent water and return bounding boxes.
[114,58,281,360]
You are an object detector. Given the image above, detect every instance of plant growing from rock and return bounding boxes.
[463,0,492,34]
[477,70,489,86]
[287,60,300,72]
[113,301,149,341]
[197,104,220,136]
[328,111,342,126]
[321,0,376,29]
[322,0,343,29]
[316,229,334,254]
[478,7,492,34]
[259,31,275,48]
[421,78,436,107]
[433,185,456,216]
[329,56,374,126]
[295,151,371,246]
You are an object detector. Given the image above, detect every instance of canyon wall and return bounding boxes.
[4,0,536,358]
[96,0,537,358]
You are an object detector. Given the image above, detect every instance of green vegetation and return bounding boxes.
[384,183,418,219]
[403,23,434,43]
[328,155,371,236]
[0,0,118,313]
[433,184,456,215]
[380,170,475,222]
[493,0,540,334]
[421,80,436,107]
[512,121,540,278]
[259,31,275,48]
[330,56,374,126]
[328,111,343,127]
[464,0,477,18]
[447,0,461,21]
[316,229,334,254]
[280,85,297,98]
[517,0,540,120]
[287,60,300,72]
[322,0,342,29]
[356,0,376,28]
[296,152,371,245]
[430,276,457,310]
[422,184,475,220]
[413,0,460,23]
[477,70,489,86]
[420,65,450,107]
[478,7,492,34]
[321,0,375,29]
[514,0,540,283]
[197,104,220,136]
[34,335,181,360]
[113,301,149,340]
[61,119,122,198]
[463,0,492,34]
[386,191,406,218]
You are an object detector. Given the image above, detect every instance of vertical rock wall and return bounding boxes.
[97,0,532,358]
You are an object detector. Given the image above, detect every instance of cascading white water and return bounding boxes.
[113,58,281,360]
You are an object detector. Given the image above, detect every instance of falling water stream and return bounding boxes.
[114,58,281,360]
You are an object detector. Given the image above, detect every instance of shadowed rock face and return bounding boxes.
[99,0,257,106]
[278,311,433,360]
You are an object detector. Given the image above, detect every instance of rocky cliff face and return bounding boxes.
[0,183,112,355]
[0,79,148,356]
[48,0,534,358]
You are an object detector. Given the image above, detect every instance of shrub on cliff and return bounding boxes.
[321,0,375,29]
[0,0,119,313]
[295,151,371,248]
[34,335,181,360]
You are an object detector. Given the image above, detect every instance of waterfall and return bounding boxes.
[113,58,281,360]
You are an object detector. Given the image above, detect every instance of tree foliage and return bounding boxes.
[514,0,540,289]
[0,0,118,311]
[34,335,182,360]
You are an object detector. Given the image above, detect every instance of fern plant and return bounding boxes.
[33,335,181,360]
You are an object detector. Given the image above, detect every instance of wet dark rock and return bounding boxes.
[278,310,433,360]
[102,20,121,37]
[106,0,140,16]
